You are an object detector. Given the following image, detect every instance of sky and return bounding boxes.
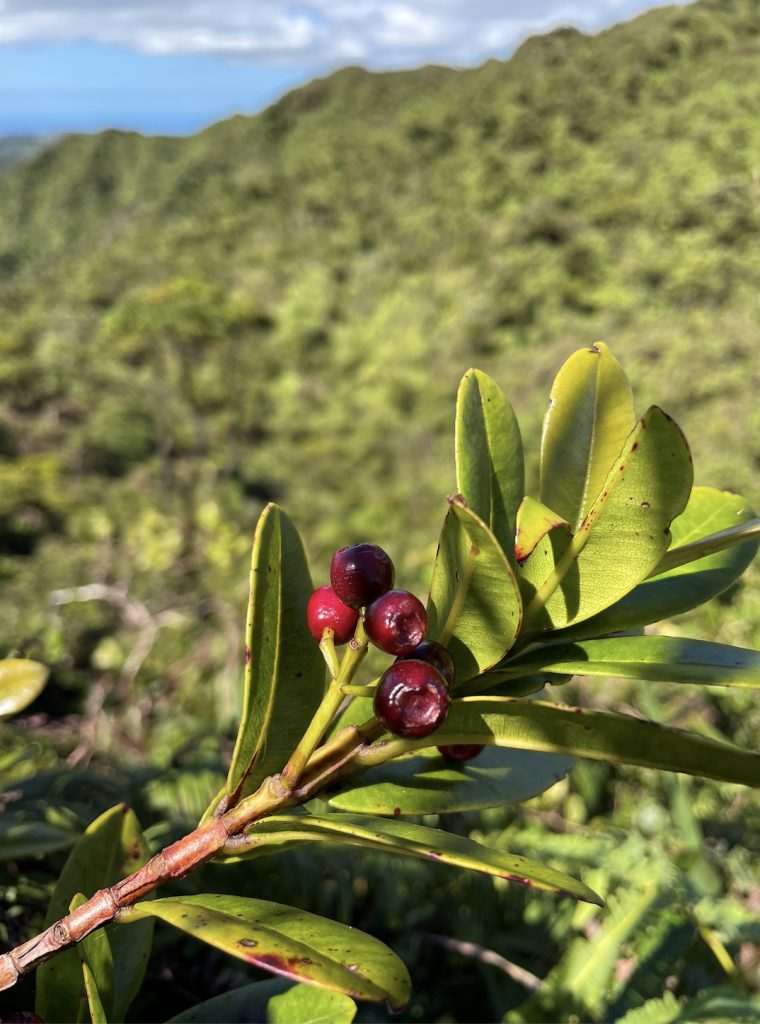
[0,0,689,137]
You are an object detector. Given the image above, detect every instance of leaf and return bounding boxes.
[0,658,49,717]
[514,497,569,563]
[676,985,760,1023]
[510,882,659,1023]
[36,804,153,1024]
[652,517,760,576]
[387,697,760,787]
[614,991,684,1023]
[540,342,636,533]
[109,810,155,1024]
[455,368,524,560]
[546,487,759,642]
[426,498,521,682]
[227,504,325,806]
[268,983,357,1023]
[167,979,293,1023]
[521,407,693,634]
[0,820,74,860]
[325,745,575,815]
[70,892,114,1024]
[238,814,601,904]
[501,635,760,688]
[123,894,411,1011]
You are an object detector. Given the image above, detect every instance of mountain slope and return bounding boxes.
[0,0,759,739]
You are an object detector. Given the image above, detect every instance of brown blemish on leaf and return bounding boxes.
[238,938,258,948]
[244,645,250,665]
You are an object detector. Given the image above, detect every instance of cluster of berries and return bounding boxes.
[307,543,483,762]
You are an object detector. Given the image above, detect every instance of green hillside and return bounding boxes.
[3,0,760,746]
[5,2,760,1020]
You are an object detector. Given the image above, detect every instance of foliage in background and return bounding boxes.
[3,0,760,1020]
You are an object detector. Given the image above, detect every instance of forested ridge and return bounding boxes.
[3,2,760,1019]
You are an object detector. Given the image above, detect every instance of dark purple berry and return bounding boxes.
[437,744,485,762]
[365,590,427,656]
[330,543,395,608]
[373,660,450,738]
[3,1015,45,1023]
[307,586,359,646]
[397,640,455,688]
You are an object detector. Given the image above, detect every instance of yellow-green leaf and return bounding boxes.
[227,503,325,805]
[521,407,692,634]
[426,498,521,682]
[373,697,760,787]
[326,745,574,815]
[502,635,760,688]
[546,487,758,642]
[70,892,114,1024]
[456,368,524,561]
[0,659,49,717]
[122,895,410,1011]
[514,496,569,564]
[540,343,636,533]
[36,804,153,1024]
[238,814,602,904]
[268,983,357,1023]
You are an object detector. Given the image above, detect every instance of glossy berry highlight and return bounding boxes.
[330,543,395,608]
[365,589,427,656]
[397,640,455,688]
[307,586,360,646]
[373,659,450,739]
[437,744,485,761]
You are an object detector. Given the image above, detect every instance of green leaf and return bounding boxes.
[36,804,153,1024]
[268,983,357,1023]
[540,342,636,533]
[521,407,693,634]
[325,745,575,815]
[614,991,684,1023]
[167,980,293,1023]
[227,503,325,805]
[238,814,602,904]
[676,986,760,1023]
[108,809,154,1024]
[501,635,760,688]
[546,487,759,642]
[455,368,524,560]
[385,697,760,787]
[515,497,569,563]
[510,881,659,1023]
[0,820,74,860]
[0,658,49,717]
[426,498,521,682]
[70,892,114,1024]
[123,895,411,1011]
[652,517,760,576]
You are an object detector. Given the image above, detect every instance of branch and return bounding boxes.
[0,708,385,991]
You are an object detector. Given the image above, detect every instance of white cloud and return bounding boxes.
[0,0,688,67]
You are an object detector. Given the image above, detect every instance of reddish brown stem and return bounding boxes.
[0,723,383,992]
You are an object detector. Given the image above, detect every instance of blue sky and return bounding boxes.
[0,1,688,137]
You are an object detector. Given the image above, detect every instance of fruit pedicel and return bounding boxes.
[309,543,485,754]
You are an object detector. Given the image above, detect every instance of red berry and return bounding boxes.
[365,590,427,656]
[373,660,450,738]
[307,586,359,646]
[330,543,395,608]
[397,640,455,688]
[437,744,485,761]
